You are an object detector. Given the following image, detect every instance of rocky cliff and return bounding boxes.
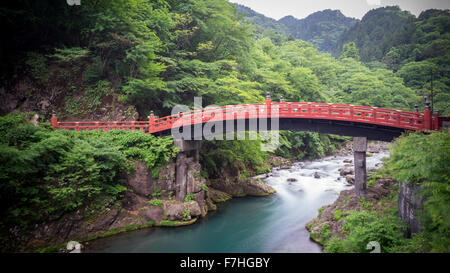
[11,147,276,252]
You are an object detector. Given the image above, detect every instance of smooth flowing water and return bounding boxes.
[86,152,388,253]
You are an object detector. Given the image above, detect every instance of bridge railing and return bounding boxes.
[54,121,150,132]
[52,101,438,134]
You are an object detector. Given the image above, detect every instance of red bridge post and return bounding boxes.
[434,110,440,130]
[423,102,432,130]
[148,111,155,134]
[50,112,58,129]
[266,92,271,117]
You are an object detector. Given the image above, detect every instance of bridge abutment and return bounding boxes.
[353,137,367,196]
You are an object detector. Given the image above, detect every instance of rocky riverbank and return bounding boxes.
[305,177,397,245]
[305,141,395,248]
[7,140,389,252]
[7,149,278,252]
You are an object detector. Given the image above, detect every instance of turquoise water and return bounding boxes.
[86,152,387,253]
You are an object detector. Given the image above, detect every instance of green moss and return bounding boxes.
[156,218,197,227]
[255,178,265,184]
[80,221,155,244]
[35,244,64,253]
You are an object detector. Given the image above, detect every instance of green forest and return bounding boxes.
[0,0,448,253]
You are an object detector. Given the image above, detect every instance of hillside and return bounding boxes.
[278,10,358,52]
[336,6,418,62]
[235,4,289,37]
[235,5,358,52]
[336,6,450,114]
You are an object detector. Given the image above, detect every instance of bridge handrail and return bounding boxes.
[52,101,440,133]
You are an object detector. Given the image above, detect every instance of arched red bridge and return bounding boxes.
[51,97,448,142]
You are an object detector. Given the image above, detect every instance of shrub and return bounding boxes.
[184,193,195,202]
[386,131,450,252]
[0,114,178,227]
[333,210,405,253]
[147,199,163,207]
[183,209,190,219]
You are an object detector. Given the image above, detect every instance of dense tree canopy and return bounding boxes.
[336,6,450,114]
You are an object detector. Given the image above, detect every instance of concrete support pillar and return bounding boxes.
[353,137,367,196]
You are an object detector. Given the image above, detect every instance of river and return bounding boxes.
[86,151,388,253]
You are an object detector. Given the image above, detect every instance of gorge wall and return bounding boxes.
[15,145,276,252]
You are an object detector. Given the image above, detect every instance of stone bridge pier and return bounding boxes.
[173,139,202,161]
[353,137,367,196]
[173,139,204,206]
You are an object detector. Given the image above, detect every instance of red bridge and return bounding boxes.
[51,95,448,142]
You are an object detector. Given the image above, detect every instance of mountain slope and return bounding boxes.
[336,6,417,62]
[235,5,358,52]
[235,4,289,37]
[278,9,358,52]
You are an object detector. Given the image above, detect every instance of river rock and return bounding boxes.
[138,205,164,222]
[241,178,276,197]
[343,159,352,163]
[66,241,83,253]
[287,178,298,182]
[194,191,207,217]
[163,202,186,221]
[272,172,281,177]
[339,167,354,176]
[205,197,217,211]
[207,188,232,203]
[345,175,355,184]
[163,201,201,221]
[268,155,293,169]
[314,172,321,179]
[185,201,202,217]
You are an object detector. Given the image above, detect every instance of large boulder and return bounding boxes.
[185,201,202,217]
[345,175,355,184]
[210,179,246,197]
[241,178,276,197]
[194,191,207,217]
[163,201,202,221]
[207,188,232,203]
[339,167,354,176]
[125,161,154,197]
[138,206,164,223]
